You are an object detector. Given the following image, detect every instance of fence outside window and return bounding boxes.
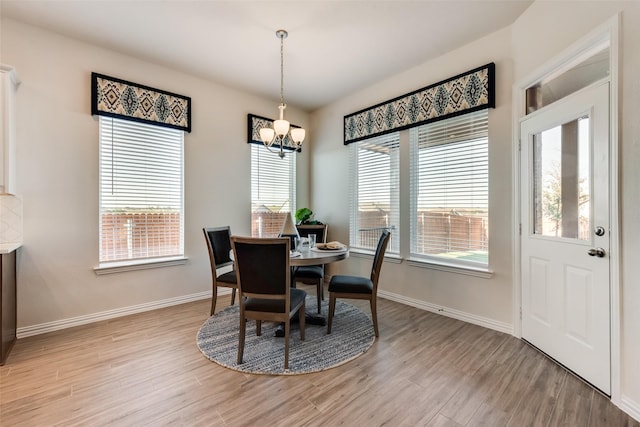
[100,211,181,261]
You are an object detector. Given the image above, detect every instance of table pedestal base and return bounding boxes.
[274,313,326,337]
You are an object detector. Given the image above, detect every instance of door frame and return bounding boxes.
[511,15,621,403]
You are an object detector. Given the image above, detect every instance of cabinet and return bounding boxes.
[0,65,20,195]
[0,249,17,365]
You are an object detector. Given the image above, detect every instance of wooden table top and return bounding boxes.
[290,248,349,266]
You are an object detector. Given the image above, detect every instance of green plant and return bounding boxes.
[295,207,322,224]
[295,208,313,224]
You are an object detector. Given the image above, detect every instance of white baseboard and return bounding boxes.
[16,290,220,338]
[18,287,511,338]
[377,290,513,335]
[621,395,640,423]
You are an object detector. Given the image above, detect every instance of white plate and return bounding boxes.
[311,246,347,253]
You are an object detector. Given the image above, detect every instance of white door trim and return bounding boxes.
[511,13,620,403]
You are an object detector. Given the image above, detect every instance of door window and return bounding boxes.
[532,116,590,240]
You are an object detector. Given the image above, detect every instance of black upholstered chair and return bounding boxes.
[231,236,306,370]
[327,230,390,337]
[294,224,328,313]
[203,227,237,315]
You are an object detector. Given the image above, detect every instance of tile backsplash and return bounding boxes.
[0,194,22,244]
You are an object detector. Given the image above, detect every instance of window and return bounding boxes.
[251,144,296,237]
[410,110,489,266]
[525,42,609,114]
[99,116,184,264]
[349,132,400,253]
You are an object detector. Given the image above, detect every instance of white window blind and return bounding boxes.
[251,144,296,237]
[410,109,488,266]
[99,116,184,263]
[349,132,400,253]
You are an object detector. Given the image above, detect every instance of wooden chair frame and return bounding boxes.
[203,227,237,315]
[231,236,306,369]
[294,224,328,313]
[327,230,390,337]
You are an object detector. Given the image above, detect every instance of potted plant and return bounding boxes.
[295,208,322,225]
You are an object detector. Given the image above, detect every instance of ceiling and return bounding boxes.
[0,0,533,112]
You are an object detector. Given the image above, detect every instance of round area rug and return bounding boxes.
[196,295,375,375]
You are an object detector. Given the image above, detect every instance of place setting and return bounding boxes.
[312,241,348,252]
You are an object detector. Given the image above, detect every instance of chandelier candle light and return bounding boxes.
[259,29,305,158]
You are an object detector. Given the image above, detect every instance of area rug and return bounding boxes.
[196,295,375,375]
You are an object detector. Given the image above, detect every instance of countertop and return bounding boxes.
[0,243,22,254]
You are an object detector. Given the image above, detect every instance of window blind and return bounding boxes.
[99,116,184,263]
[349,132,400,253]
[410,109,488,266]
[251,144,296,237]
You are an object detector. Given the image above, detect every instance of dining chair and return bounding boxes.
[327,229,390,337]
[294,224,328,313]
[203,227,238,315]
[231,236,306,370]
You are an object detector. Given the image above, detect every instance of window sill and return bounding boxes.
[349,248,403,264]
[406,257,493,278]
[94,256,188,275]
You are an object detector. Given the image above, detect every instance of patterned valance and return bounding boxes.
[91,72,191,132]
[344,63,495,144]
[247,114,302,152]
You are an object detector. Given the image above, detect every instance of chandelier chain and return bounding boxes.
[280,32,285,105]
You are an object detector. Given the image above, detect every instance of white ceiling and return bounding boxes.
[0,0,532,111]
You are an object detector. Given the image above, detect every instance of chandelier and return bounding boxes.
[259,29,305,158]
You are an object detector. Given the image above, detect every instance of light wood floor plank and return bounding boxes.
[0,296,636,426]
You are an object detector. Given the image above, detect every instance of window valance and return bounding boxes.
[344,63,495,144]
[91,72,191,132]
[247,114,303,152]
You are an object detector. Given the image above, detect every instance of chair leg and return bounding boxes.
[230,288,236,305]
[284,319,290,370]
[316,279,322,314]
[299,302,306,341]
[327,293,336,334]
[370,297,379,337]
[237,314,246,364]
[321,267,325,301]
[256,320,262,336]
[210,285,218,315]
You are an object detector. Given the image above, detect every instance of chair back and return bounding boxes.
[370,230,391,289]
[231,236,291,307]
[203,226,233,271]
[296,224,328,244]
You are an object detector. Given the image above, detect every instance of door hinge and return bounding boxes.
[518,139,522,151]
[520,307,522,320]
[519,223,522,235]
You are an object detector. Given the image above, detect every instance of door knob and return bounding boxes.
[594,226,605,236]
[587,248,606,257]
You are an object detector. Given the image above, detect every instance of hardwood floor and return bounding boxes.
[1,295,637,426]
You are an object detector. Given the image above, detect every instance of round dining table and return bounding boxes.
[289,246,349,266]
[229,246,349,266]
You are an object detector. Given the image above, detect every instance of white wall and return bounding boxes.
[310,27,515,331]
[0,19,309,329]
[510,0,640,418]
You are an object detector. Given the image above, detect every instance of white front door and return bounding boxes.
[520,82,610,394]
